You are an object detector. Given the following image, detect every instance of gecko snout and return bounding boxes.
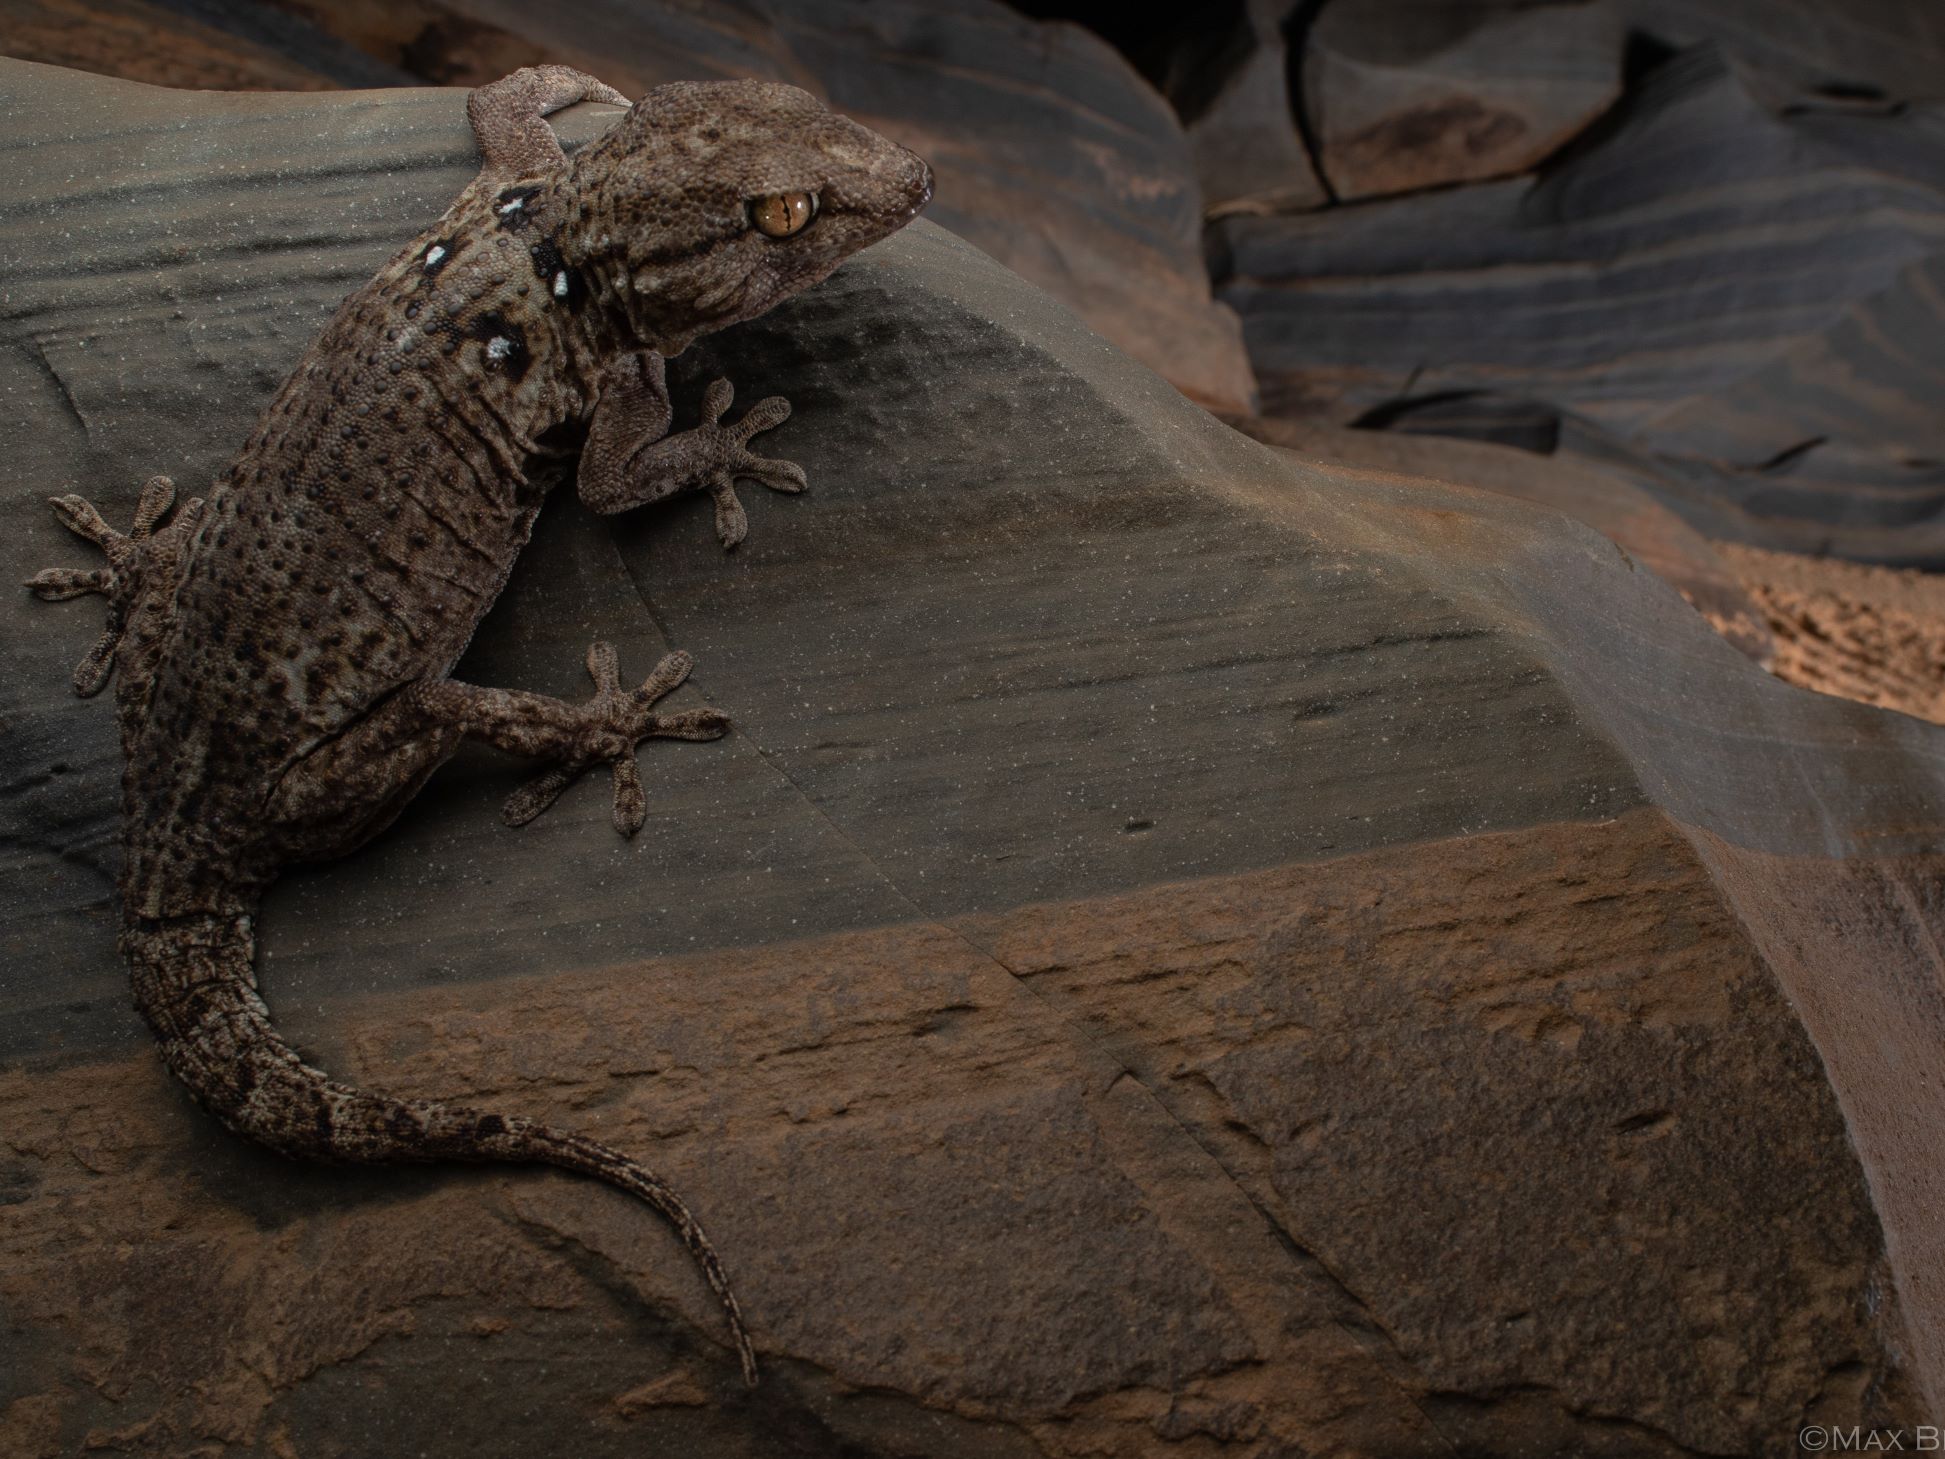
[903,160,934,221]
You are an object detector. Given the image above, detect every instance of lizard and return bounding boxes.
[25,65,933,1387]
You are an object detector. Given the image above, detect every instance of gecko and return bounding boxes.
[25,66,933,1386]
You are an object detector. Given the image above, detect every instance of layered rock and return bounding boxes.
[1303,0,1622,200]
[1131,0,1330,216]
[1621,0,1945,107]
[6,60,1945,1458]
[1211,46,1945,558]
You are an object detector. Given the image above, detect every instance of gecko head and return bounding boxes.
[561,79,933,354]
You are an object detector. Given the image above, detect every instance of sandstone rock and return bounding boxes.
[6,60,1945,1456]
[1303,0,1623,201]
[0,0,413,90]
[1719,544,1945,724]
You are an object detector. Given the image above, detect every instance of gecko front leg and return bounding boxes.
[579,353,806,548]
[466,65,630,179]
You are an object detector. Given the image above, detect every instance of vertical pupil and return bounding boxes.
[758,194,810,235]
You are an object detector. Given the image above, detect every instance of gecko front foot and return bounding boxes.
[681,377,806,549]
[579,357,807,549]
[502,643,731,836]
[26,475,199,696]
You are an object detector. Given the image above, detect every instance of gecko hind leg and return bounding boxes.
[403,643,723,836]
[275,646,727,852]
[496,644,729,835]
[25,475,191,696]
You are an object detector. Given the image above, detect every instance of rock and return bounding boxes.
[1303,0,1623,201]
[6,58,1945,1456]
[1140,0,1330,216]
[1718,544,1945,723]
[1225,412,1775,661]
[1634,243,1945,566]
[0,0,415,90]
[1621,0,1945,107]
[1211,46,1945,553]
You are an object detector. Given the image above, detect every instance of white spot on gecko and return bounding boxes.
[486,337,513,361]
[424,245,446,268]
[498,198,525,216]
[553,271,569,298]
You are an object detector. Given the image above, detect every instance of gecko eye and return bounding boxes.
[749,191,818,238]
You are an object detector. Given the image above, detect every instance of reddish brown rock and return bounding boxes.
[0,0,400,90]
[1718,544,1945,723]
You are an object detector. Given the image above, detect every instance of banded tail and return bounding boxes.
[123,912,757,1383]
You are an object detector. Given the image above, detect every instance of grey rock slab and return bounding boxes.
[1622,0,1945,107]
[1145,0,1331,216]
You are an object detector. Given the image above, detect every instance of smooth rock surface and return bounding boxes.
[5,61,1945,1457]
[1211,45,1945,557]
[1304,0,1623,201]
[1622,0,1945,107]
[1140,0,1330,216]
[1225,412,1775,661]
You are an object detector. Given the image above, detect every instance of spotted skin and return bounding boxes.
[28,66,934,1387]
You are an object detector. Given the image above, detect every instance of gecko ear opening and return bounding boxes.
[749,191,818,238]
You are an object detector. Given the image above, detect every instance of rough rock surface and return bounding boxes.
[1303,0,1623,201]
[6,61,1945,1456]
[1721,545,1945,724]
[1211,47,1945,551]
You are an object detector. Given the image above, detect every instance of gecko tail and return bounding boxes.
[122,913,758,1385]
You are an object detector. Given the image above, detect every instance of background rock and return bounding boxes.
[6,62,1945,1455]
[1304,0,1623,201]
[1620,0,1945,107]
[1210,45,1945,561]
[0,0,412,90]
[1104,0,1330,217]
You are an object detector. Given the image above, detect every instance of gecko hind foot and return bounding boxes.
[502,643,730,836]
[25,476,191,696]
